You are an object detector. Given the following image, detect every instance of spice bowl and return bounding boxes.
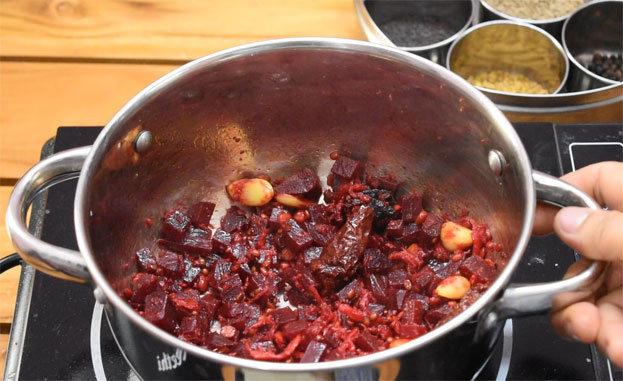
[479,0,587,40]
[354,0,477,65]
[447,21,569,97]
[562,0,623,91]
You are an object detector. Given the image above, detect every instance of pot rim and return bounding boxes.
[74,37,535,372]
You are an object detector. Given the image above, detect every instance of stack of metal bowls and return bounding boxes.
[354,0,623,120]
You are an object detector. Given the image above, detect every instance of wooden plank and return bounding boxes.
[0,186,21,326]
[1,332,9,378]
[0,61,178,179]
[0,0,364,61]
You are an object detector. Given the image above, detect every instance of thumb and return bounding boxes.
[554,207,623,262]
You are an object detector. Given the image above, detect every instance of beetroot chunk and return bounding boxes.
[211,229,232,254]
[284,219,313,252]
[269,307,299,325]
[354,331,383,352]
[301,341,327,363]
[158,227,212,255]
[135,248,156,273]
[330,156,362,180]
[363,249,391,274]
[274,168,321,200]
[305,222,336,247]
[221,206,249,233]
[307,204,329,224]
[460,255,498,285]
[131,273,159,303]
[282,320,309,340]
[188,201,216,230]
[144,289,177,332]
[170,289,201,315]
[162,210,191,241]
[399,193,423,223]
[156,250,185,277]
[179,314,210,344]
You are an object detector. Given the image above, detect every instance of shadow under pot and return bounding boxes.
[562,0,623,91]
[447,21,568,97]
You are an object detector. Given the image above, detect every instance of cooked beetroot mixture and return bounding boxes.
[124,154,507,363]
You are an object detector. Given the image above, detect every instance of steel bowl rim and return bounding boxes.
[74,37,535,372]
[447,20,570,96]
[479,0,581,24]
[354,0,479,52]
[561,0,623,87]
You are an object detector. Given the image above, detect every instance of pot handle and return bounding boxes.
[484,170,607,324]
[5,146,92,283]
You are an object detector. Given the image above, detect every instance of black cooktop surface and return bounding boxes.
[5,124,623,380]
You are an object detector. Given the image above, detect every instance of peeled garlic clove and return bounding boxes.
[274,193,315,209]
[440,221,473,251]
[436,275,470,300]
[227,178,274,206]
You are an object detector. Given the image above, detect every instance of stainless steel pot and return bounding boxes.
[5,38,606,379]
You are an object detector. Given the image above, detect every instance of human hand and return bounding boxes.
[533,161,623,368]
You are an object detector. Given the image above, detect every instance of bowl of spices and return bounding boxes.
[447,21,568,97]
[354,0,477,65]
[562,0,623,90]
[480,0,586,39]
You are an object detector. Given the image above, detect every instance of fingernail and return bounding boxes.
[565,322,579,341]
[557,207,590,234]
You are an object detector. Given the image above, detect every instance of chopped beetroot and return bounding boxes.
[307,204,329,224]
[413,265,442,295]
[211,229,232,254]
[284,220,313,252]
[179,314,210,344]
[127,160,504,363]
[274,168,321,200]
[269,307,299,325]
[303,246,323,264]
[199,293,221,319]
[354,331,384,352]
[402,298,426,324]
[300,341,327,362]
[386,219,404,237]
[282,320,309,340]
[135,248,156,273]
[188,201,215,230]
[421,214,443,240]
[170,289,201,315]
[396,323,427,339]
[268,207,287,230]
[220,274,244,302]
[363,249,391,274]
[221,206,249,233]
[305,222,336,247]
[398,223,419,244]
[337,279,362,303]
[143,289,177,332]
[156,251,185,277]
[460,255,497,285]
[158,226,212,255]
[388,268,408,288]
[400,193,423,223]
[330,156,362,180]
[162,209,191,241]
[131,273,159,303]
[424,304,456,328]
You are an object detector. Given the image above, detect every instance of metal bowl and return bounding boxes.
[354,0,478,65]
[479,0,587,40]
[447,21,568,95]
[562,0,623,91]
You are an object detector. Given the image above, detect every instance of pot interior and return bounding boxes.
[82,42,531,337]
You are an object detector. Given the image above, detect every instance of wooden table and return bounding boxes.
[0,0,621,377]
